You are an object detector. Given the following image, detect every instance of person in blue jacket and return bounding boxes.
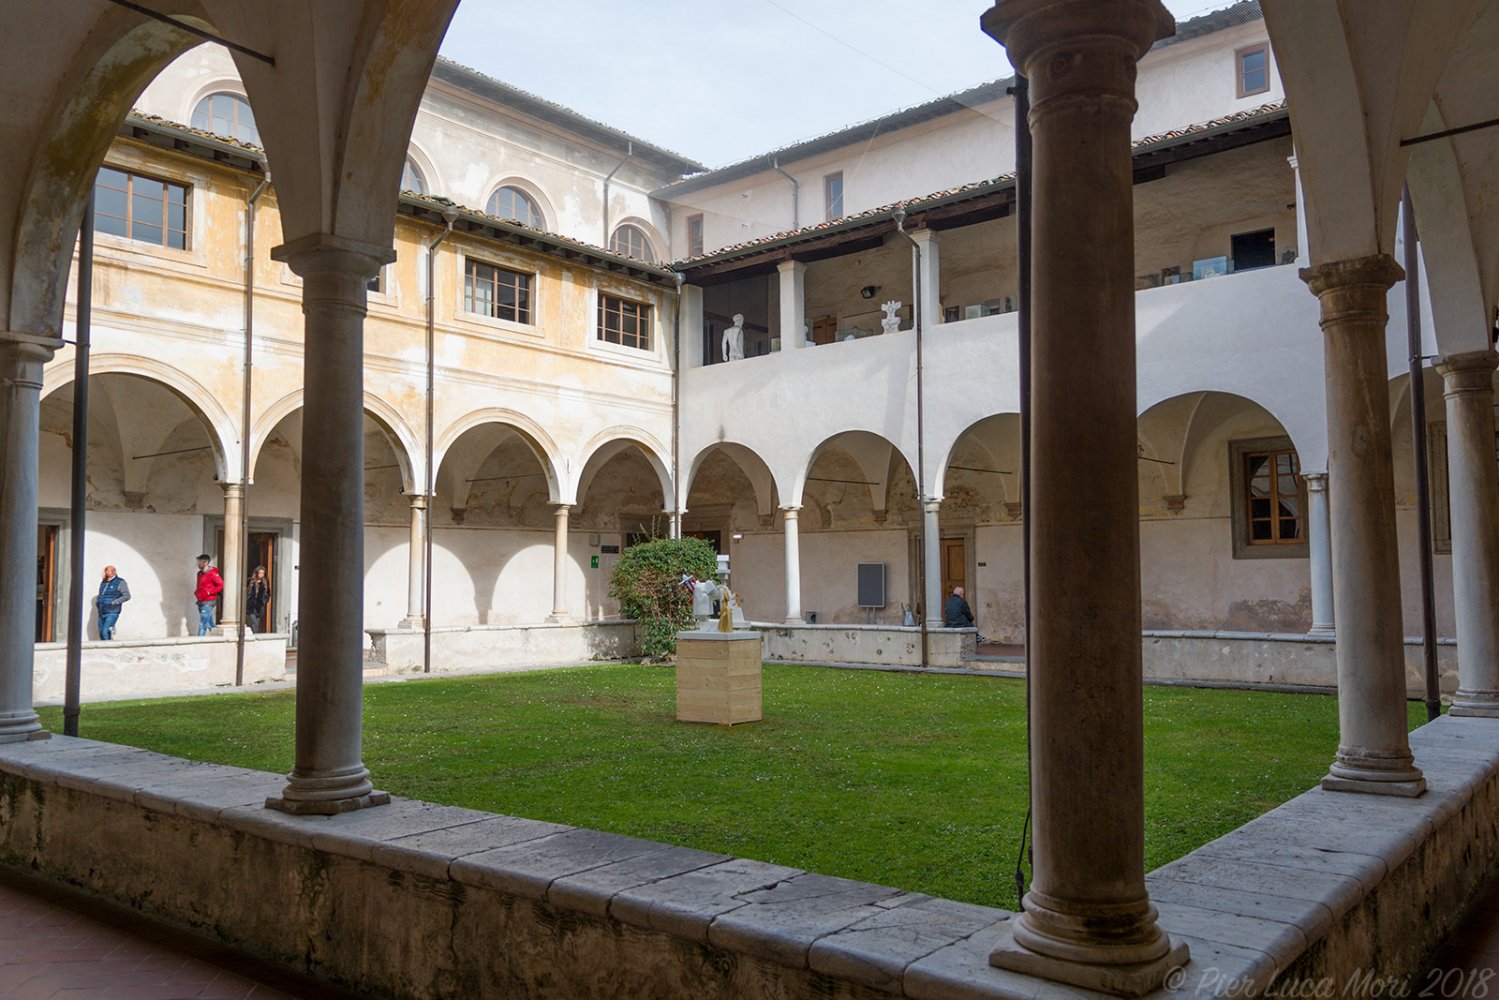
[95,565,131,640]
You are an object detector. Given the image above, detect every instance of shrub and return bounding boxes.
[609,536,720,660]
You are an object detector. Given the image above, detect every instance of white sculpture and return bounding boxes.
[722,313,745,362]
[880,300,903,335]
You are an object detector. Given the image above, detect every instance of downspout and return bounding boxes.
[236,160,271,688]
[424,207,459,675]
[671,271,684,539]
[771,156,800,230]
[1402,185,1440,721]
[892,208,926,669]
[63,190,95,738]
[601,142,633,247]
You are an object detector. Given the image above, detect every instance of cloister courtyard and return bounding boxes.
[37,663,1423,912]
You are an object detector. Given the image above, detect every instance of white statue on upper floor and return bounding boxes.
[722,314,745,362]
[881,301,903,335]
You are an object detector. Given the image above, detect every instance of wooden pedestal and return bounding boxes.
[676,631,762,725]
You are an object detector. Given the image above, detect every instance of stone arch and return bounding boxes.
[483,177,553,231]
[433,409,565,510]
[934,413,1021,505]
[574,427,673,510]
[682,441,781,521]
[250,389,420,493]
[797,430,915,526]
[42,353,236,481]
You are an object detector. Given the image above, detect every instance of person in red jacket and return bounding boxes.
[194,553,224,636]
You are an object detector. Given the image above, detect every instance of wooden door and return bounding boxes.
[811,315,838,346]
[35,525,57,642]
[940,537,966,602]
[251,532,277,632]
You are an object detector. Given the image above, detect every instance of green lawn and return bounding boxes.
[37,665,1427,910]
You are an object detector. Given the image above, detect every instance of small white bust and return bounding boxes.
[880,300,903,335]
[722,313,745,362]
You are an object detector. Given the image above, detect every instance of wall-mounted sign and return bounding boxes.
[590,555,600,569]
[601,545,621,554]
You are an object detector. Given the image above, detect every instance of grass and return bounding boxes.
[37,665,1427,910]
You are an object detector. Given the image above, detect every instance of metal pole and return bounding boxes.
[892,209,927,668]
[1013,72,1034,902]
[63,191,95,737]
[424,210,457,675]
[1403,185,1440,721]
[237,164,270,686]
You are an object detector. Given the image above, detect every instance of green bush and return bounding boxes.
[609,536,720,660]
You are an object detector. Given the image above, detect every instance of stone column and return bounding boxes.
[921,499,943,628]
[1303,473,1334,638]
[549,503,571,622]
[1288,153,1307,265]
[399,494,427,628]
[0,333,61,743]
[782,505,802,623]
[218,482,245,632]
[777,260,806,351]
[681,284,705,368]
[983,2,1186,995]
[912,229,942,331]
[265,234,392,815]
[1304,255,1425,796]
[1436,350,1499,716]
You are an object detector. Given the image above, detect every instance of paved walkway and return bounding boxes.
[0,867,368,999]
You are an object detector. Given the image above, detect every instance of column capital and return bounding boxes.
[0,331,65,368]
[982,0,1174,91]
[271,232,393,279]
[776,259,806,276]
[551,501,572,513]
[921,497,943,514]
[408,492,430,510]
[1434,349,1499,392]
[1302,472,1328,491]
[1299,254,1403,299]
[779,504,802,514]
[220,481,245,499]
[910,227,940,248]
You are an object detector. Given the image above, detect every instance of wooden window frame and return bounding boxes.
[1236,43,1270,99]
[610,224,656,264]
[462,259,533,325]
[1229,437,1308,559]
[192,92,259,145]
[598,292,651,351]
[94,166,190,250]
[824,171,844,221]
[486,186,544,229]
[686,214,704,258]
[400,158,425,195]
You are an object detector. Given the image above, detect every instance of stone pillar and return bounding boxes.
[921,499,943,628]
[0,333,60,743]
[1303,473,1334,638]
[549,503,571,622]
[912,229,941,331]
[782,505,802,623]
[265,234,392,815]
[217,482,245,632]
[777,261,806,351]
[1304,255,1425,796]
[681,284,705,368]
[1288,153,1307,265]
[399,494,427,629]
[1436,351,1499,716]
[983,2,1187,995]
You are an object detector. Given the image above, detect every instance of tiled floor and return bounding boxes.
[0,868,370,999]
[1425,874,1499,995]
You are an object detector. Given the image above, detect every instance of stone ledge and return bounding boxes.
[0,715,1495,997]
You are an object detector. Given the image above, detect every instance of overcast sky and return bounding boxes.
[438,0,1240,169]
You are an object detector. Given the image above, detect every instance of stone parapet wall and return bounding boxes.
[755,623,976,668]
[1140,631,1458,693]
[32,635,287,704]
[366,621,640,673]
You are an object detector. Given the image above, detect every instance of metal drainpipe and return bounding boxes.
[771,156,799,230]
[424,207,459,675]
[892,208,927,669]
[63,190,95,738]
[671,271,685,539]
[601,142,633,247]
[1402,185,1440,721]
[236,161,271,688]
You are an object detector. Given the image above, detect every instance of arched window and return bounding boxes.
[610,224,656,264]
[190,92,260,146]
[401,158,426,195]
[486,186,544,229]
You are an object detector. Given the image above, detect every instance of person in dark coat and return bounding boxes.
[942,586,987,644]
[95,565,130,640]
[246,565,270,633]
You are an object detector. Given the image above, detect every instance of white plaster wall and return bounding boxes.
[49,514,209,641]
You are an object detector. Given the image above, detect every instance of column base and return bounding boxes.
[546,613,571,623]
[0,729,51,745]
[265,764,389,815]
[989,922,1189,998]
[784,616,804,625]
[1322,750,1425,796]
[1305,626,1336,640]
[265,790,391,816]
[1449,689,1499,717]
[398,617,426,629]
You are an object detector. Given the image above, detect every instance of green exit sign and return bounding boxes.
[590,555,600,569]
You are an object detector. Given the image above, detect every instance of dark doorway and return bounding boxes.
[36,524,58,642]
[686,529,722,553]
[1231,228,1276,272]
